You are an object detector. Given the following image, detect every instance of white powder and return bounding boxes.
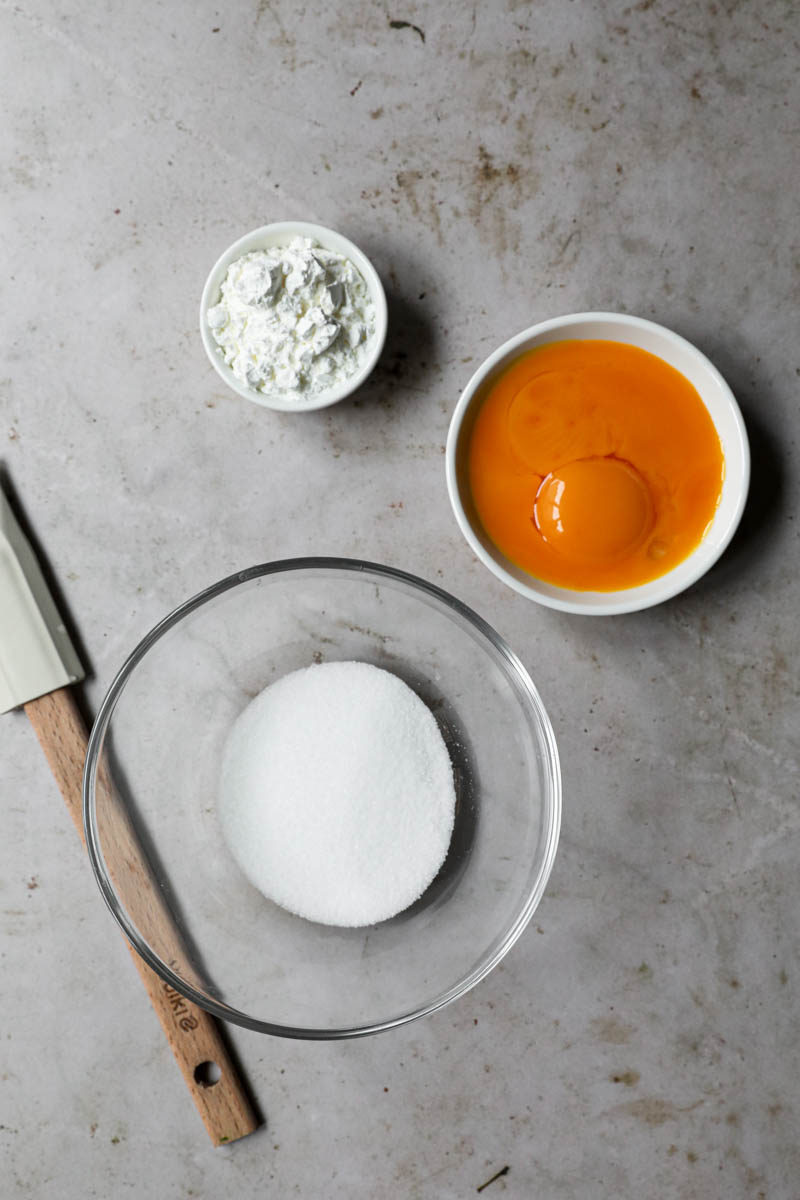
[218,661,456,927]
[206,237,375,401]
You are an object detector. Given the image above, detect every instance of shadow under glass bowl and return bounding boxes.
[83,559,561,1039]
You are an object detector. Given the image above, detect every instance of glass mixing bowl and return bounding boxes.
[83,560,560,1039]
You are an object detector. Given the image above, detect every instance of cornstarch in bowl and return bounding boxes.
[218,661,456,927]
[206,237,376,400]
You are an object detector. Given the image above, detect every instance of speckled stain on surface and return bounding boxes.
[1,0,799,1196]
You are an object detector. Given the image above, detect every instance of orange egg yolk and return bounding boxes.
[466,339,725,592]
[534,457,654,562]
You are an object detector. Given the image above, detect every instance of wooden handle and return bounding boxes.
[24,687,259,1146]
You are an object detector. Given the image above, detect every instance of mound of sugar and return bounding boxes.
[218,661,456,927]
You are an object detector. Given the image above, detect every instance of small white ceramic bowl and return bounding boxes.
[446,312,750,616]
[199,221,388,412]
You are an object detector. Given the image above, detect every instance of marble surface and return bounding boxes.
[2,1,799,1195]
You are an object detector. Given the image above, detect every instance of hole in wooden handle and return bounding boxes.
[194,1060,222,1088]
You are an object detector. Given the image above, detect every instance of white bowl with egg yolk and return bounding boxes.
[446,312,750,616]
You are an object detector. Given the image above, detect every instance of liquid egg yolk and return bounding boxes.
[466,339,725,592]
[534,457,654,563]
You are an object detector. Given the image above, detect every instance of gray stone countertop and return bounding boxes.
[2,1,798,1196]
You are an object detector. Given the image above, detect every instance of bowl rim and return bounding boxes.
[445,311,751,616]
[199,221,389,412]
[82,557,562,1040]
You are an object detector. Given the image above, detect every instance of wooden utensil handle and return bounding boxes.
[24,687,259,1147]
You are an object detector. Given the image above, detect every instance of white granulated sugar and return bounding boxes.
[206,237,375,403]
[218,661,456,927]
